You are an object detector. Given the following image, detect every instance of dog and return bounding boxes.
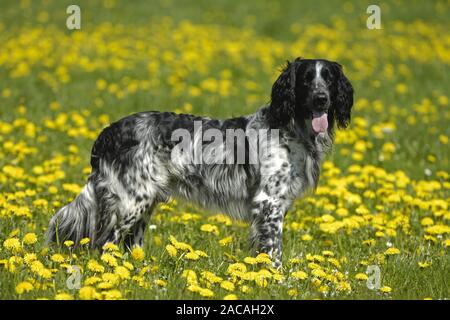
[46,58,353,268]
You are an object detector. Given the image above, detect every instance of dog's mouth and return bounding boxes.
[311,111,328,134]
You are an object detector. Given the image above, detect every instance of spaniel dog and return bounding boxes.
[47,58,353,268]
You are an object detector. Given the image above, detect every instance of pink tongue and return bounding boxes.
[312,113,328,133]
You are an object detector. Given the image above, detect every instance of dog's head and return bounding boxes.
[268,58,354,134]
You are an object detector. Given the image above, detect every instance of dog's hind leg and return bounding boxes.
[123,200,157,249]
[91,169,134,247]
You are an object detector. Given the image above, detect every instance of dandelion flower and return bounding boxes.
[291,271,308,280]
[101,253,118,267]
[420,217,434,226]
[384,247,401,255]
[154,279,167,287]
[380,286,392,293]
[16,281,34,294]
[182,270,198,285]
[201,271,223,284]
[418,261,432,268]
[227,263,247,274]
[355,273,368,281]
[79,286,98,300]
[219,236,232,246]
[84,276,102,285]
[195,250,208,258]
[123,261,134,271]
[255,253,272,264]
[55,293,74,300]
[80,238,90,245]
[200,224,220,236]
[3,238,21,252]
[87,260,105,273]
[23,233,37,245]
[24,253,38,265]
[51,254,65,263]
[322,250,334,257]
[223,294,238,300]
[362,239,376,246]
[240,285,251,294]
[243,257,257,265]
[185,251,200,260]
[114,266,131,280]
[337,282,352,292]
[131,246,145,262]
[287,289,298,296]
[311,269,327,278]
[102,242,119,251]
[165,244,178,257]
[220,280,235,291]
[103,289,122,300]
[64,240,74,248]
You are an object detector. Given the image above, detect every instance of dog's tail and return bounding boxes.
[46,181,97,247]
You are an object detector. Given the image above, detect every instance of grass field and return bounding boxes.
[0,0,449,300]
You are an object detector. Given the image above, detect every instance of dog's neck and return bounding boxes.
[286,117,333,158]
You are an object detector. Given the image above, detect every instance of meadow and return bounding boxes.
[0,0,449,300]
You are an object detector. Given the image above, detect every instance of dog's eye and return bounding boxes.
[321,69,330,81]
[304,71,314,82]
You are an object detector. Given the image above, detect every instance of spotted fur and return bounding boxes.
[46,58,353,268]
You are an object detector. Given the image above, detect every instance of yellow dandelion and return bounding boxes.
[291,270,308,280]
[114,266,131,280]
[102,242,119,251]
[243,257,257,265]
[101,253,118,267]
[219,236,233,246]
[131,246,145,262]
[443,239,450,248]
[64,240,74,248]
[311,268,327,278]
[23,233,38,245]
[380,286,392,293]
[87,260,105,273]
[79,286,99,300]
[287,289,298,296]
[165,244,178,257]
[3,238,22,252]
[355,273,368,281]
[154,279,167,287]
[103,289,122,300]
[200,224,220,236]
[255,253,272,264]
[384,247,401,255]
[55,293,74,300]
[84,276,102,286]
[420,217,434,226]
[185,251,200,260]
[80,238,90,245]
[220,280,235,291]
[418,261,432,268]
[15,281,34,294]
[51,254,65,263]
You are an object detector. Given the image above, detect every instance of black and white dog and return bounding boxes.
[47,58,353,268]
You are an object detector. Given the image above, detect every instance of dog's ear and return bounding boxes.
[268,59,299,126]
[332,62,354,129]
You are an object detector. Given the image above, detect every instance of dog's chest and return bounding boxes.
[271,138,324,199]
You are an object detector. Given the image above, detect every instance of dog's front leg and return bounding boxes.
[250,193,287,269]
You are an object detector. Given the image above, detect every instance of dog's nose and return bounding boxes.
[313,92,328,105]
